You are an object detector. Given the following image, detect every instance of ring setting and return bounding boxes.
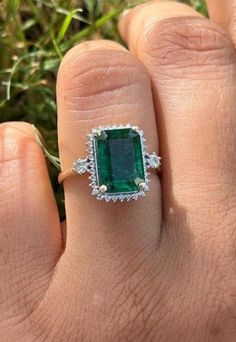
[59,124,161,202]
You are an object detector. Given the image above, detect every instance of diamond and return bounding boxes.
[146,153,161,169]
[73,159,88,175]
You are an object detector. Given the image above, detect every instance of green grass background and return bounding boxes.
[0,0,207,217]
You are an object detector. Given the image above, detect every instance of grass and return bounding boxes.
[0,0,207,218]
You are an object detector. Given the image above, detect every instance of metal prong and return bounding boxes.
[139,182,146,190]
[99,185,107,193]
[92,129,101,137]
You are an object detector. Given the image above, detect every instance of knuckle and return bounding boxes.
[58,46,150,107]
[141,17,235,70]
[0,124,43,221]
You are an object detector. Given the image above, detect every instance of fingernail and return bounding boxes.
[120,8,131,19]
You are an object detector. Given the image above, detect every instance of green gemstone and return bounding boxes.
[95,128,145,194]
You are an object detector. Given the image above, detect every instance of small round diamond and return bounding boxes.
[99,185,107,193]
[73,159,88,175]
[139,182,146,190]
[146,153,161,169]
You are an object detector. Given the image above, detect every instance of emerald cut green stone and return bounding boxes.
[94,128,145,194]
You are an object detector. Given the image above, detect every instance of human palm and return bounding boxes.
[1,1,236,341]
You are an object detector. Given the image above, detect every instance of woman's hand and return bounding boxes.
[1,1,236,341]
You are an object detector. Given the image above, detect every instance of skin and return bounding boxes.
[1,0,236,340]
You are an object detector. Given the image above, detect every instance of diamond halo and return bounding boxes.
[69,124,161,202]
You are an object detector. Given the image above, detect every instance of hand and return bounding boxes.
[1,1,236,341]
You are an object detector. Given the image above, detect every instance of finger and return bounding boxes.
[119,2,236,238]
[57,40,161,265]
[206,0,236,46]
[0,122,61,324]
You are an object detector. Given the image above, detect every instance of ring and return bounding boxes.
[58,124,161,202]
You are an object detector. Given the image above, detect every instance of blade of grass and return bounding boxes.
[33,124,61,171]
[4,50,54,101]
[57,9,82,42]
[6,0,20,19]
[60,8,123,52]
[51,32,63,59]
